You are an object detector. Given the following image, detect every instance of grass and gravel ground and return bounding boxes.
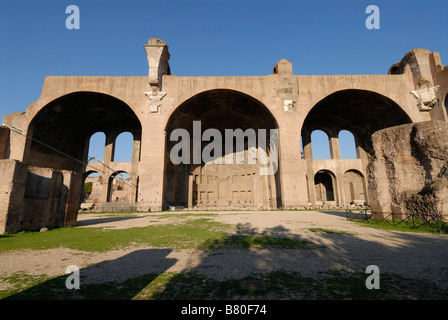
[1,210,447,300]
[4,269,447,300]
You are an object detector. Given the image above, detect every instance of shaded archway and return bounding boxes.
[81,170,104,209]
[164,89,280,209]
[445,93,448,120]
[106,171,130,202]
[343,169,367,205]
[301,89,413,160]
[27,92,142,173]
[314,170,336,204]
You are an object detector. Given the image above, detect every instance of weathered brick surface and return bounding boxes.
[367,120,448,218]
[0,160,27,233]
[0,160,82,233]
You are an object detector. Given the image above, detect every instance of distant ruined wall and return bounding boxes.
[0,160,27,234]
[0,160,82,233]
[367,121,448,218]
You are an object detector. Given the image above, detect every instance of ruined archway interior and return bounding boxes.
[164,90,280,209]
[343,170,367,205]
[28,92,142,173]
[302,90,413,207]
[314,171,335,202]
[301,90,412,159]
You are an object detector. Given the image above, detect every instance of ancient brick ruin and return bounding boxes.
[1,38,447,233]
[368,120,448,219]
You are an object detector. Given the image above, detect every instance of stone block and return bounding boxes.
[367,120,448,218]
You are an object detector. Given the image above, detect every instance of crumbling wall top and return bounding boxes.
[143,38,171,90]
[273,59,293,75]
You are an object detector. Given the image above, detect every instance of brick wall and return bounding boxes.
[0,160,82,233]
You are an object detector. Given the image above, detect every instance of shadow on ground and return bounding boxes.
[4,249,176,300]
[317,210,371,220]
[158,219,448,299]
[76,215,146,227]
[4,211,448,300]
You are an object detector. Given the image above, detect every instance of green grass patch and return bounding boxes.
[0,219,232,253]
[355,218,448,234]
[1,272,161,300]
[0,217,322,253]
[0,273,51,299]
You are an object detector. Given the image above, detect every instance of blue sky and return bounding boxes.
[1,0,447,161]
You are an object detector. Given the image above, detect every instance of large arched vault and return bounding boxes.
[27,92,142,173]
[164,89,281,209]
[301,89,413,160]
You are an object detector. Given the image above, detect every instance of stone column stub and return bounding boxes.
[143,38,171,89]
[143,38,171,113]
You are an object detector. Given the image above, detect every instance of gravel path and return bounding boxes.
[1,210,448,290]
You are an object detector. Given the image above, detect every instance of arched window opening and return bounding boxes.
[81,171,104,209]
[113,132,134,162]
[338,130,357,159]
[311,130,331,159]
[108,172,132,203]
[300,136,304,159]
[314,171,335,202]
[88,132,106,162]
[28,92,142,173]
[306,175,310,202]
[301,89,412,159]
[343,170,367,205]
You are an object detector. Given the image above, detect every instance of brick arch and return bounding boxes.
[301,89,413,160]
[314,169,337,204]
[81,170,104,207]
[163,89,281,210]
[343,169,368,205]
[26,91,142,173]
[165,89,279,132]
[107,171,133,203]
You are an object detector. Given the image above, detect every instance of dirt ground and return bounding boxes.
[1,210,448,289]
